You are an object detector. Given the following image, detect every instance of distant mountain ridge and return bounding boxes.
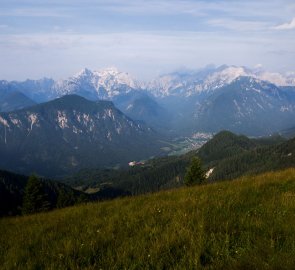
[0,95,165,177]
[1,65,295,101]
[1,65,295,136]
[0,91,36,112]
[147,65,295,98]
[52,67,141,101]
[0,67,140,103]
[192,76,295,135]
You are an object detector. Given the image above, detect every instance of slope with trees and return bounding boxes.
[63,130,293,194]
[0,95,166,177]
[1,168,295,269]
[22,175,51,215]
[0,170,87,217]
[184,157,206,186]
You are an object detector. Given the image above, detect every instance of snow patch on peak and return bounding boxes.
[53,67,140,99]
[148,65,253,97]
[74,68,93,78]
[205,66,249,88]
[93,67,139,91]
[147,73,188,97]
[103,109,115,120]
[10,117,22,127]
[28,113,38,130]
[0,116,9,127]
[147,65,295,98]
[257,71,295,86]
[126,104,133,110]
[57,111,69,129]
[98,66,120,75]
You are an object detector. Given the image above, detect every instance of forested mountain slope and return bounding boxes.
[64,131,293,193]
[0,95,165,177]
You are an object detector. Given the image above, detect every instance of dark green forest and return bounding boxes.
[1,130,295,218]
[62,131,293,193]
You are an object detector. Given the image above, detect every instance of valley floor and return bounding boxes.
[1,169,295,269]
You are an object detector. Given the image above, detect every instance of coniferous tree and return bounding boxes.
[22,175,50,215]
[184,157,206,186]
[56,189,80,208]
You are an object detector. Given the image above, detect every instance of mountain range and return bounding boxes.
[0,89,36,112]
[1,65,295,136]
[0,95,165,177]
[1,66,294,262]
[1,64,295,177]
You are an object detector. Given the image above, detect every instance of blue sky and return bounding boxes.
[0,0,295,80]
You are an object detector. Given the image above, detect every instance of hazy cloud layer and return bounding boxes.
[274,18,295,30]
[0,0,294,80]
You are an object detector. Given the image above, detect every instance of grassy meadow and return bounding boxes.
[1,168,295,269]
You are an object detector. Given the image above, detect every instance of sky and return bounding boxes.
[0,0,295,81]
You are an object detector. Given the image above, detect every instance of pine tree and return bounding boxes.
[22,174,50,215]
[56,190,77,208]
[184,157,206,186]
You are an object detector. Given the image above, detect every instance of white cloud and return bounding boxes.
[0,0,294,80]
[274,17,295,30]
[1,30,293,81]
[207,19,270,32]
[254,64,263,69]
[0,8,69,18]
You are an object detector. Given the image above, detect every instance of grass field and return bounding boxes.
[1,168,295,269]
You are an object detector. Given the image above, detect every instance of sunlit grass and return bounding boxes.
[1,168,295,269]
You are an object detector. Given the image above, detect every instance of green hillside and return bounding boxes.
[63,153,194,195]
[0,169,90,217]
[1,168,295,269]
[0,169,130,217]
[63,131,289,194]
[197,130,257,163]
[202,132,295,181]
